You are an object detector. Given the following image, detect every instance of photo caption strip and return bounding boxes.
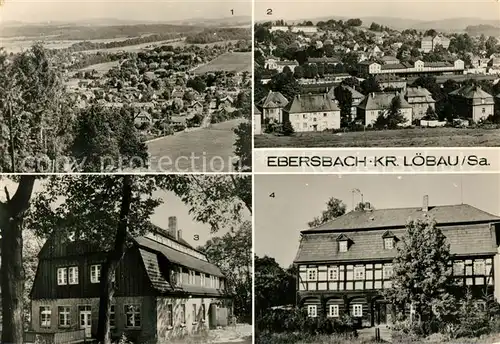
[254,148,500,173]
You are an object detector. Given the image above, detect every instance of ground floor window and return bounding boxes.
[58,306,70,328]
[110,305,116,328]
[166,304,173,327]
[40,306,51,328]
[180,304,186,324]
[124,305,141,328]
[307,305,317,318]
[201,304,206,322]
[352,304,363,317]
[328,305,339,318]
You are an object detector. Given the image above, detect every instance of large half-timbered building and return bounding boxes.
[30,217,231,342]
[294,196,500,327]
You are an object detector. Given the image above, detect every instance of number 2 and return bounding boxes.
[266,8,272,15]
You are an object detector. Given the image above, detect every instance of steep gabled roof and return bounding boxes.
[260,91,289,109]
[286,93,340,113]
[328,85,364,100]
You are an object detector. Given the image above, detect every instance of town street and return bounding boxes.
[146,118,246,172]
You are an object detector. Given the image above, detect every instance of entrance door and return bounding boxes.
[208,304,217,329]
[375,302,387,325]
[79,306,92,337]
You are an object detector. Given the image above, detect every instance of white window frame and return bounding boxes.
[354,266,365,280]
[384,238,394,250]
[474,260,486,275]
[339,240,348,252]
[328,304,339,318]
[40,306,52,328]
[307,268,317,281]
[68,266,79,285]
[58,306,70,328]
[189,270,195,284]
[307,305,317,318]
[90,264,101,284]
[453,261,465,276]
[57,268,67,285]
[383,264,394,279]
[328,267,339,281]
[352,304,363,317]
[124,304,141,328]
[200,273,205,286]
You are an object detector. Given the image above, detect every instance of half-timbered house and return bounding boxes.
[294,196,500,327]
[30,217,231,343]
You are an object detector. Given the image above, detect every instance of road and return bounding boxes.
[146,119,246,172]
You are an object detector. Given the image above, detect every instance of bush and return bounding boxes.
[282,120,295,136]
[256,308,356,336]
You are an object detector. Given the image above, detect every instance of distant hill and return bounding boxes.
[259,15,500,34]
[465,24,500,37]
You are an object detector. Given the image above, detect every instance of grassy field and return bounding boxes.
[146,118,246,172]
[192,52,251,75]
[254,127,500,148]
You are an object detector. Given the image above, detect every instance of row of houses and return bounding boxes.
[293,197,500,326]
[29,216,231,343]
[254,84,496,133]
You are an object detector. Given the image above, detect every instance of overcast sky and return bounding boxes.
[1,0,251,23]
[255,174,500,267]
[1,177,249,250]
[255,0,500,21]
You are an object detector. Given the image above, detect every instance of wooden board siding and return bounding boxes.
[31,247,155,300]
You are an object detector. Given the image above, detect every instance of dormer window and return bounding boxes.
[337,234,351,252]
[382,231,397,250]
[339,240,348,252]
[384,238,394,250]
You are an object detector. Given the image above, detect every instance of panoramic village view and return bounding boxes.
[0,174,252,344]
[253,1,500,147]
[0,1,252,172]
[255,173,500,344]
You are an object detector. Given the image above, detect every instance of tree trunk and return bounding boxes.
[96,176,132,344]
[0,176,36,344]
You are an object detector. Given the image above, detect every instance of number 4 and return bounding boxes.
[269,192,275,198]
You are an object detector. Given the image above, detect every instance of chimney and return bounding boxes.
[422,195,429,212]
[177,230,182,241]
[168,216,177,237]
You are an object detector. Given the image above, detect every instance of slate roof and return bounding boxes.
[294,224,497,263]
[328,85,364,100]
[308,57,340,64]
[449,85,494,99]
[357,92,411,110]
[286,93,340,113]
[381,63,406,70]
[304,204,500,232]
[405,87,436,103]
[253,103,262,115]
[135,236,224,277]
[260,91,289,109]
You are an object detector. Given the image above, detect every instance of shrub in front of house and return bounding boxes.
[256,308,357,336]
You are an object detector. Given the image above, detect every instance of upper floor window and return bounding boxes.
[200,273,205,287]
[40,306,51,328]
[383,264,394,279]
[384,238,394,250]
[188,270,196,285]
[124,305,141,328]
[339,241,348,253]
[90,265,101,284]
[474,260,486,275]
[453,261,465,276]
[328,267,339,281]
[307,268,317,281]
[57,268,67,285]
[354,266,365,280]
[68,266,79,285]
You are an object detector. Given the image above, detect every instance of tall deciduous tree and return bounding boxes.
[198,221,252,322]
[233,121,252,172]
[385,217,454,323]
[0,44,74,172]
[0,175,36,344]
[308,197,346,228]
[334,86,353,126]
